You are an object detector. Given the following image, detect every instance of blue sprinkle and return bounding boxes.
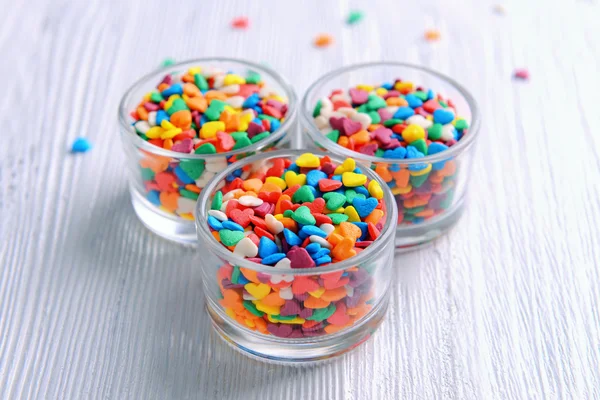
[315,256,332,266]
[270,119,280,132]
[300,225,327,238]
[233,168,243,177]
[262,253,287,265]
[433,109,455,124]
[208,216,223,231]
[388,163,401,172]
[243,93,260,108]
[352,197,378,218]
[226,174,236,182]
[287,163,300,173]
[283,228,302,246]
[305,243,321,254]
[147,190,161,206]
[428,143,449,171]
[388,180,397,188]
[332,175,342,182]
[258,237,279,258]
[222,221,244,232]
[237,274,250,285]
[426,89,435,100]
[174,166,194,184]
[413,217,425,224]
[383,147,407,159]
[355,186,369,196]
[382,82,394,90]
[405,94,423,108]
[306,170,328,187]
[71,137,92,153]
[312,248,331,259]
[161,83,183,97]
[393,106,415,120]
[406,146,425,159]
[252,118,262,125]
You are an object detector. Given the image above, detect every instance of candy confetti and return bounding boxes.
[231,16,249,29]
[311,80,469,225]
[314,34,334,48]
[71,137,92,153]
[161,58,176,68]
[131,65,290,219]
[209,153,388,337]
[513,68,530,80]
[346,10,364,25]
[424,29,441,42]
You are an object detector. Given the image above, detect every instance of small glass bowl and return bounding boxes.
[195,150,398,364]
[119,58,298,244]
[300,62,481,249]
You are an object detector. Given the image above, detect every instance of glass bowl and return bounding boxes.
[195,150,398,364]
[300,62,480,249]
[119,58,298,244]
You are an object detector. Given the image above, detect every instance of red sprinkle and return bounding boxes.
[231,16,249,29]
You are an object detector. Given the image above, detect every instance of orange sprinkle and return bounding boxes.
[425,29,441,42]
[314,34,334,48]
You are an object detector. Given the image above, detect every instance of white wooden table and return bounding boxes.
[2,0,599,398]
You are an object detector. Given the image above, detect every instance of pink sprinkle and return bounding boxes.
[144,102,160,111]
[231,16,249,29]
[171,138,193,153]
[514,69,530,80]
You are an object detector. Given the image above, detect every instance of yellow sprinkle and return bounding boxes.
[409,164,432,177]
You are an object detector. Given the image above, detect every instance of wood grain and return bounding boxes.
[1,0,599,398]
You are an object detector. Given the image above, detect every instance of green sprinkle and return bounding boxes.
[243,301,265,317]
[366,94,386,111]
[375,148,385,157]
[292,185,315,203]
[313,100,323,118]
[161,58,176,67]
[246,71,261,84]
[439,100,448,108]
[411,138,428,155]
[167,98,188,115]
[367,111,381,124]
[329,213,349,224]
[258,114,276,122]
[439,190,455,209]
[410,173,429,188]
[428,123,443,140]
[455,119,469,130]
[150,92,164,103]
[204,107,221,121]
[356,104,369,113]
[326,130,340,142]
[232,136,252,150]
[211,191,223,210]
[194,73,209,91]
[414,91,428,101]
[251,131,270,143]
[141,168,155,181]
[345,189,365,203]
[383,119,403,127]
[179,160,205,180]
[231,266,241,283]
[195,143,217,154]
[323,192,346,210]
[180,189,199,200]
[307,303,336,321]
[346,10,364,25]
[283,209,294,218]
[270,314,297,321]
[404,205,426,214]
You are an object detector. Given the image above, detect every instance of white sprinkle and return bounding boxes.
[208,210,227,221]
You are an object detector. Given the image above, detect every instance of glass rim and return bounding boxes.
[300,61,481,164]
[118,57,298,160]
[195,149,398,275]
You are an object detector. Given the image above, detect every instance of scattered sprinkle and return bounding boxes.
[314,34,334,48]
[346,10,364,25]
[231,16,249,29]
[71,138,92,153]
[513,69,530,80]
[161,58,176,68]
[424,29,441,42]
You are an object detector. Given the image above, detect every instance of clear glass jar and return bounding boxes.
[195,150,398,364]
[119,58,298,244]
[300,62,481,249]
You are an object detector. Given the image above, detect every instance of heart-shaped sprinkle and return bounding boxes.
[233,237,258,258]
[291,206,316,225]
[288,247,315,269]
[352,197,379,218]
[280,299,302,316]
[323,192,346,210]
[244,282,271,299]
[219,229,245,247]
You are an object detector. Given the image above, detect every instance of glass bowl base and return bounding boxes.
[205,294,390,366]
[395,198,465,251]
[130,187,197,245]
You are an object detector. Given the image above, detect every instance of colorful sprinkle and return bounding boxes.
[346,10,364,25]
[71,137,92,153]
[424,29,441,42]
[161,58,176,67]
[130,64,291,219]
[231,16,249,29]
[514,69,530,80]
[209,153,390,337]
[314,34,334,48]
[311,79,470,225]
